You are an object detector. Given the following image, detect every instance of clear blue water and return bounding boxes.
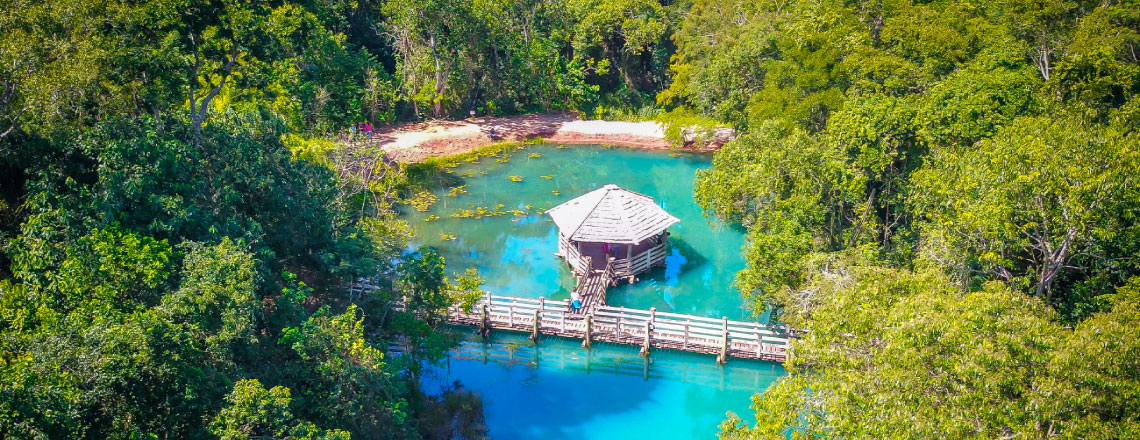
[404,144,782,439]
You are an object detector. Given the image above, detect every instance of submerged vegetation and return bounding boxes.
[0,0,1137,438]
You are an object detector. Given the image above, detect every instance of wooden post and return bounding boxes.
[582,314,592,348]
[508,305,515,328]
[480,303,490,338]
[560,310,566,333]
[531,308,540,342]
[755,322,763,358]
[717,316,729,364]
[684,318,690,349]
[641,307,655,356]
[640,320,651,356]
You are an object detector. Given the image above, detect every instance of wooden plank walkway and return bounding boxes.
[353,281,791,363]
[450,295,789,363]
[570,269,611,315]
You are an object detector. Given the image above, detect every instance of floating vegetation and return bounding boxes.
[668,152,681,157]
[495,157,511,163]
[508,175,524,182]
[439,233,457,241]
[525,204,533,210]
[557,144,567,149]
[425,214,441,222]
[535,209,545,215]
[451,209,477,218]
[528,153,542,158]
[551,190,560,196]
[479,171,488,175]
[450,203,511,219]
[405,190,438,212]
[445,185,469,197]
[540,175,554,179]
[462,171,476,177]
[603,144,614,149]
[420,140,529,168]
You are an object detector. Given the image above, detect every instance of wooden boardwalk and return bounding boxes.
[452,294,789,363]
[570,268,612,315]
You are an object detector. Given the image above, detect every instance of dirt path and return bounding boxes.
[355,113,731,163]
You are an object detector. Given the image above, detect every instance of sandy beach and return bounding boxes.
[358,113,731,162]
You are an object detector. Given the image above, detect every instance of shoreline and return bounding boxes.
[352,113,732,163]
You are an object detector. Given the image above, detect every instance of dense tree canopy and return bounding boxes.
[676,0,1140,437]
[2,0,1138,438]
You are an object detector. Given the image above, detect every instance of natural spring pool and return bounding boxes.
[403,144,783,439]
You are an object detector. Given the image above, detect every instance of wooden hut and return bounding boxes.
[548,184,679,284]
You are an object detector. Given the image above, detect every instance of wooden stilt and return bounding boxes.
[480,303,490,338]
[640,320,651,356]
[640,307,655,356]
[582,314,592,348]
[717,316,729,364]
[533,297,544,342]
[755,321,762,357]
[531,309,540,342]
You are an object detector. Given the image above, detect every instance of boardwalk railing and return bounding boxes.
[559,235,590,274]
[609,241,667,280]
[448,294,789,363]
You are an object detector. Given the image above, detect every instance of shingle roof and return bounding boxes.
[547,184,680,244]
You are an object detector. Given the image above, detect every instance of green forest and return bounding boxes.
[1,0,1138,438]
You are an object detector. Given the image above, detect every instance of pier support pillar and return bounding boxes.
[582,314,592,348]
[479,303,490,338]
[640,307,655,356]
[531,309,540,342]
[717,316,729,364]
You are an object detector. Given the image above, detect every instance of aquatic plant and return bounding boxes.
[439,233,457,241]
[425,214,441,222]
[508,175,524,182]
[446,185,469,197]
[528,153,542,158]
[551,190,560,196]
[557,144,567,149]
[541,175,554,179]
[405,190,438,212]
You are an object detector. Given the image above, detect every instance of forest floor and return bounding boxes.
[357,113,731,162]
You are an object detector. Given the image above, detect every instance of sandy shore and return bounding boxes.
[356,113,731,163]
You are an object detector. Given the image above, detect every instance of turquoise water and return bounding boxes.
[422,332,784,440]
[404,144,755,320]
[404,144,782,439]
